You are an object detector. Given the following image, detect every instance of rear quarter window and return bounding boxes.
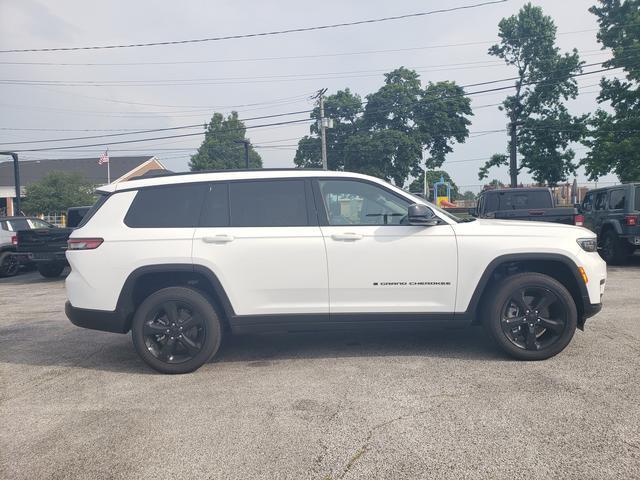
[635,187,640,212]
[124,183,207,228]
[608,189,626,210]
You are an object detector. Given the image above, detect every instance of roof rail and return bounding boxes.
[128,167,324,179]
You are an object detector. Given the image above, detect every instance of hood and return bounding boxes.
[455,218,595,238]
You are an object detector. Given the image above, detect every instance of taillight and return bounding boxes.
[67,238,103,250]
[11,235,17,246]
[574,214,584,227]
[624,215,638,226]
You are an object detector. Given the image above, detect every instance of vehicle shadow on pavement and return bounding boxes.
[0,323,506,375]
[0,269,69,284]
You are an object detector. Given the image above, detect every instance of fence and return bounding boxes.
[40,213,66,227]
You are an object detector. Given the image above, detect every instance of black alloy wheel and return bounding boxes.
[131,287,222,374]
[143,300,206,364]
[484,273,577,360]
[0,252,19,277]
[500,286,567,352]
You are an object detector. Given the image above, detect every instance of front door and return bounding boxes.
[314,178,457,315]
[192,179,328,317]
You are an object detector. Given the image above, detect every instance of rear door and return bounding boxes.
[192,179,328,317]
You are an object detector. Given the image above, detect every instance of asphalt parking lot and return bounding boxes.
[1,262,639,480]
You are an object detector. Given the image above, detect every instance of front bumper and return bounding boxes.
[65,301,129,334]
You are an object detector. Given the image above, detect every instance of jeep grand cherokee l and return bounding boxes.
[65,170,606,373]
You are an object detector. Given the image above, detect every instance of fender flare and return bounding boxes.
[115,263,236,326]
[601,220,623,236]
[463,253,590,318]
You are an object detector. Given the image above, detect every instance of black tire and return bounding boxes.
[131,287,222,374]
[0,252,19,278]
[37,262,65,278]
[483,273,577,361]
[600,230,631,265]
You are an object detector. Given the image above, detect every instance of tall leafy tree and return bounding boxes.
[479,3,585,186]
[582,0,640,182]
[294,68,472,187]
[294,89,363,171]
[22,172,96,215]
[190,112,262,171]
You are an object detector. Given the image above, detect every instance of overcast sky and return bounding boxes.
[0,0,620,191]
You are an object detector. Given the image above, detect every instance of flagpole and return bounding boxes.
[107,147,110,184]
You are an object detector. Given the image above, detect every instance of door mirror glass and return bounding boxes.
[468,207,477,217]
[408,204,438,226]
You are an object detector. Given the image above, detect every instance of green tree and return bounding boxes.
[485,179,506,189]
[408,170,460,200]
[294,68,472,187]
[190,112,262,171]
[582,0,640,182]
[460,190,477,201]
[479,3,586,186]
[22,172,96,214]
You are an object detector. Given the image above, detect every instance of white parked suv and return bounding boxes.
[65,169,606,373]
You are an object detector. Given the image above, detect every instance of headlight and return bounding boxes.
[577,238,598,252]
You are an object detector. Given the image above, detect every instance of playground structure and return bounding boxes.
[433,176,456,208]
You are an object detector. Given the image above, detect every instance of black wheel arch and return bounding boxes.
[116,264,235,333]
[465,253,592,328]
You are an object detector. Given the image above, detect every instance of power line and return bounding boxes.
[10,118,314,152]
[0,109,313,146]
[0,1,506,53]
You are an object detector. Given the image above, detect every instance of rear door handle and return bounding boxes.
[202,234,234,244]
[331,233,363,241]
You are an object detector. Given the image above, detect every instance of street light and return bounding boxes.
[0,151,20,215]
[234,139,250,169]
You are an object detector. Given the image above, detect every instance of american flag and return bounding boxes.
[98,151,109,165]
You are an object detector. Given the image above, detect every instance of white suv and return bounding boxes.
[65,170,606,373]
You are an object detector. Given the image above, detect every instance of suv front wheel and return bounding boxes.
[483,273,577,360]
[131,287,223,374]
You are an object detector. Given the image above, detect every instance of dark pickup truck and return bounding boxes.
[15,206,91,278]
[470,187,583,226]
[17,225,73,277]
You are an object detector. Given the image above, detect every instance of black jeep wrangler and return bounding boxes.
[580,183,640,264]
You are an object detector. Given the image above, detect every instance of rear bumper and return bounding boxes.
[24,251,68,264]
[65,301,129,334]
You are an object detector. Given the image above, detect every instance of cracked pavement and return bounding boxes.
[1,261,639,479]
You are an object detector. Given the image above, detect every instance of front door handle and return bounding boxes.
[331,232,363,241]
[202,234,234,244]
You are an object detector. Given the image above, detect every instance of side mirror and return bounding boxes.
[468,207,477,217]
[408,204,439,226]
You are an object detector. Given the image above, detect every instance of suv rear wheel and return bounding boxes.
[131,286,222,374]
[483,273,577,360]
[600,230,631,265]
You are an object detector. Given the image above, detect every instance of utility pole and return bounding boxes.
[312,88,329,170]
[509,117,518,188]
[234,139,250,168]
[0,152,20,215]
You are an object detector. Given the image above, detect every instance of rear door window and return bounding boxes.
[199,183,230,227]
[124,183,207,228]
[608,189,626,210]
[228,180,309,227]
